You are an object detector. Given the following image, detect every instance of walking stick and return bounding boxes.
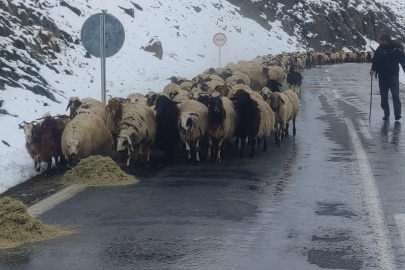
[369,75,373,121]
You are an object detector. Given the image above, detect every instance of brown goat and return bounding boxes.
[36,114,68,175]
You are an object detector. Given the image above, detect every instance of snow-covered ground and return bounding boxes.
[1,0,405,194]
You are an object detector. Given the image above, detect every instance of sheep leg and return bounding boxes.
[285,123,290,137]
[263,137,268,152]
[207,137,212,161]
[293,118,297,136]
[216,138,225,163]
[257,138,261,147]
[235,137,239,147]
[45,158,52,176]
[195,139,200,165]
[240,136,246,158]
[126,146,132,167]
[138,145,143,167]
[185,141,191,160]
[277,128,282,147]
[35,157,41,172]
[146,145,151,168]
[250,137,256,158]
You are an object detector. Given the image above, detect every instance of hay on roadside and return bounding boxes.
[61,155,139,186]
[0,197,72,249]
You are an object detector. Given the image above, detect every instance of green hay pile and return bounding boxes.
[0,197,72,249]
[61,155,139,186]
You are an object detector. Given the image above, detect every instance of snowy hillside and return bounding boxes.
[1,0,405,193]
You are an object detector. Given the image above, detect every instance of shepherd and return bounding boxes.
[370,34,405,121]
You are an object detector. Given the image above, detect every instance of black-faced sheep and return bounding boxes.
[178,99,208,164]
[287,66,303,93]
[230,89,275,158]
[62,113,113,167]
[266,79,283,92]
[154,95,181,165]
[206,92,237,162]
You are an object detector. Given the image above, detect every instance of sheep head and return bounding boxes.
[19,121,40,143]
[178,113,196,134]
[269,92,285,113]
[66,139,80,166]
[116,134,134,152]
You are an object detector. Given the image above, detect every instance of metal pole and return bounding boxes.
[219,46,221,68]
[369,75,373,121]
[100,14,106,104]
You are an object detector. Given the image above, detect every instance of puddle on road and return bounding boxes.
[309,230,363,270]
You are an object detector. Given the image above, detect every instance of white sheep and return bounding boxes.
[66,97,106,121]
[61,113,113,167]
[258,87,272,102]
[178,99,208,164]
[268,91,293,146]
[163,83,183,99]
[126,93,147,106]
[116,105,156,167]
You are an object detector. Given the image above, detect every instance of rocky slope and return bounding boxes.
[0,0,404,111]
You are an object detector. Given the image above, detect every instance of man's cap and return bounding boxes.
[380,34,392,42]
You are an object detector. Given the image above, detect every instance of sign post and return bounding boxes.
[81,13,125,104]
[213,33,227,68]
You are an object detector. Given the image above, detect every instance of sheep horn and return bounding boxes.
[66,100,72,111]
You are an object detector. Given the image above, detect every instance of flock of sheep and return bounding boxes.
[19,49,372,175]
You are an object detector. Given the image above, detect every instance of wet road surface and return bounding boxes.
[2,63,405,269]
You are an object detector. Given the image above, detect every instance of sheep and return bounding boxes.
[258,87,272,102]
[179,81,193,91]
[106,98,133,153]
[126,93,147,106]
[265,79,283,92]
[62,113,113,167]
[214,84,232,98]
[116,105,156,168]
[169,89,189,100]
[230,89,275,158]
[66,97,105,120]
[178,99,208,164]
[37,114,69,175]
[19,120,42,169]
[168,76,189,85]
[283,90,300,137]
[206,92,237,162]
[268,91,293,146]
[225,71,251,86]
[144,91,165,106]
[71,105,108,123]
[206,80,224,92]
[154,95,181,165]
[287,66,303,93]
[163,83,183,98]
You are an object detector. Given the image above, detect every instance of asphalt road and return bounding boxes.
[2,63,405,270]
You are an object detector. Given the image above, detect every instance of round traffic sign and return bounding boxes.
[213,33,227,47]
[81,13,125,58]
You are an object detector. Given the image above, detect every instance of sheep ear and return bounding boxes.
[279,96,285,105]
[126,136,134,152]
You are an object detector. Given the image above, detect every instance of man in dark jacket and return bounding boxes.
[370,34,405,120]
